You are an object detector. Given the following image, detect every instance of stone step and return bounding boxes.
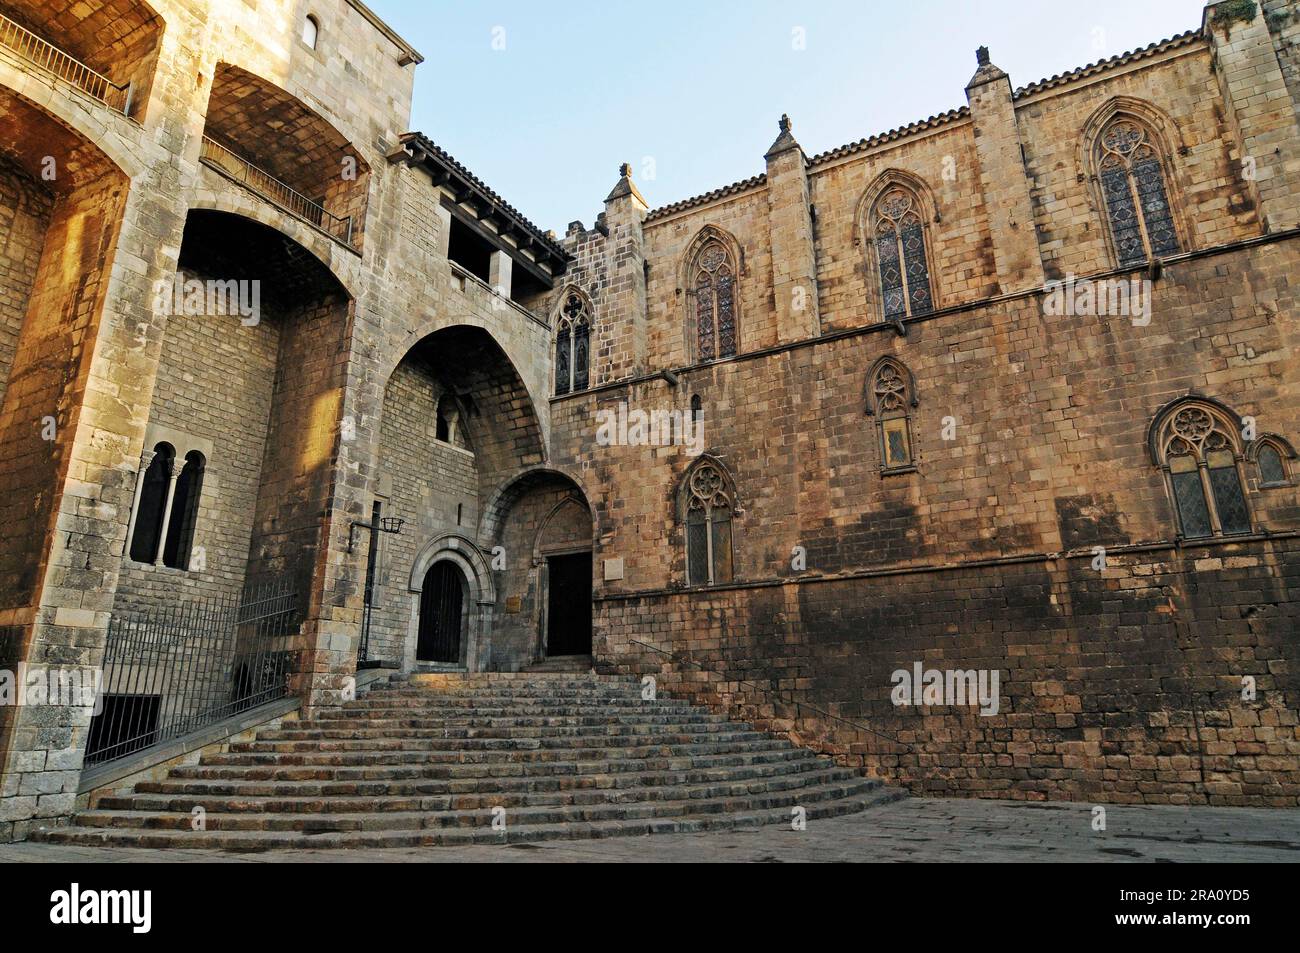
[135,756,837,799]
[103,766,862,814]
[72,777,877,832]
[45,671,904,850]
[254,719,744,741]
[321,700,697,716]
[230,729,774,754]
[175,746,818,782]
[202,737,803,768]
[35,787,903,850]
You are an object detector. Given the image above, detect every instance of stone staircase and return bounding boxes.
[33,672,902,850]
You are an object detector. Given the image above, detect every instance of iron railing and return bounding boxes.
[0,13,133,115]
[84,581,299,766]
[199,136,356,247]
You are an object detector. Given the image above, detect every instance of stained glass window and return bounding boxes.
[1155,403,1252,539]
[1258,444,1287,485]
[869,359,916,472]
[554,292,593,395]
[693,240,737,361]
[684,462,734,586]
[872,187,933,320]
[1096,118,1181,266]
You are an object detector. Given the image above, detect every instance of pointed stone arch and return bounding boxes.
[551,284,594,395]
[1079,96,1191,265]
[855,169,941,320]
[679,224,744,363]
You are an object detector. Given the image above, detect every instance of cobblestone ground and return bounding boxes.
[2,798,1298,862]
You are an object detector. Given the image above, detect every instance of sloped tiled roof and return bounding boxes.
[1012,29,1202,99]
[640,26,1204,225]
[644,173,768,223]
[398,132,570,264]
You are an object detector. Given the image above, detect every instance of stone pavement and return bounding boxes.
[3,798,1297,862]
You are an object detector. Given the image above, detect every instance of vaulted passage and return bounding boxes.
[369,324,545,671]
[202,64,370,249]
[115,209,351,615]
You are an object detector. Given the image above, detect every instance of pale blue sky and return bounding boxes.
[372,1,1208,233]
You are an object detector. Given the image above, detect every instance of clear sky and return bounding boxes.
[371,0,1209,234]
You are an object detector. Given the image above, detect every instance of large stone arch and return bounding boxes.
[0,0,165,125]
[188,185,360,298]
[479,464,599,547]
[202,63,372,249]
[480,465,596,667]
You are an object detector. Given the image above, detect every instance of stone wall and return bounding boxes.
[369,355,479,665]
[0,158,49,408]
[113,267,279,609]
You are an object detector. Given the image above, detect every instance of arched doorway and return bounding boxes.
[416,561,468,664]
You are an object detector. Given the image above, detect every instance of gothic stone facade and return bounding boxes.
[0,0,1298,839]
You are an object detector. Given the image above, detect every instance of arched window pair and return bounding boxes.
[1150,400,1293,540]
[681,459,735,587]
[686,232,739,363]
[866,357,918,472]
[554,291,591,396]
[128,442,205,570]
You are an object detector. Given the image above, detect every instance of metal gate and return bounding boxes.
[85,581,298,766]
[416,561,463,663]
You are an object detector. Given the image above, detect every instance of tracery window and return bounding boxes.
[871,187,933,320]
[692,240,737,362]
[554,291,591,395]
[1095,117,1180,266]
[1154,403,1251,539]
[866,358,917,472]
[683,461,734,586]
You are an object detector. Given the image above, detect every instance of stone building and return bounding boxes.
[0,0,1298,840]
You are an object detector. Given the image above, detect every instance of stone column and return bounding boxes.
[965,47,1045,293]
[764,115,820,342]
[152,456,180,566]
[489,249,513,300]
[1205,1,1300,232]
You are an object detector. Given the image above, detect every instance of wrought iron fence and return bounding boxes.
[199,136,356,247]
[0,13,133,115]
[84,581,299,766]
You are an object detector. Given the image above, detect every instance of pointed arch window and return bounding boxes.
[1153,403,1251,539]
[683,461,734,586]
[554,292,591,395]
[866,358,918,472]
[692,240,737,362]
[871,187,933,320]
[1251,436,1294,488]
[1095,116,1180,266]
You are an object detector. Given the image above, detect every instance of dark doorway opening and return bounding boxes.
[546,552,592,657]
[417,561,465,663]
